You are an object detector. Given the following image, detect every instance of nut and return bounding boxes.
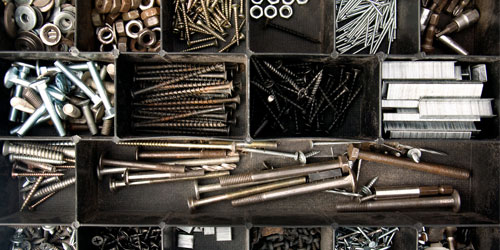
[143,15,159,27]
[115,19,126,36]
[40,23,62,46]
[122,9,140,21]
[97,26,115,44]
[109,0,122,14]
[125,19,143,38]
[130,0,141,9]
[148,41,161,52]
[120,0,131,12]
[96,0,113,14]
[105,12,121,24]
[117,37,128,51]
[137,28,156,48]
[130,39,146,52]
[139,0,154,10]
[140,7,160,20]
[91,9,104,26]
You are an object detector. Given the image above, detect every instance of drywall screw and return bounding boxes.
[78,100,98,135]
[20,176,44,211]
[12,172,64,178]
[240,148,307,164]
[28,192,56,210]
[182,40,219,52]
[87,62,115,119]
[232,174,355,206]
[3,141,64,161]
[188,177,306,210]
[54,61,102,108]
[219,33,245,52]
[32,177,76,199]
[336,189,461,212]
[29,78,66,136]
[134,106,225,126]
[9,154,66,165]
[99,153,186,173]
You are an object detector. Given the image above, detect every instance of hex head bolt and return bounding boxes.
[136,149,228,160]
[29,78,66,136]
[188,177,306,210]
[347,144,470,179]
[20,176,43,211]
[78,100,99,135]
[99,153,186,173]
[336,189,461,213]
[87,62,115,119]
[3,141,64,161]
[32,177,76,199]
[54,61,102,108]
[436,9,480,37]
[218,157,347,186]
[231,172,356,207]
[240,147,307,164]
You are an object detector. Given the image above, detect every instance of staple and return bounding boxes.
[383,113,480,122]
[382,61,457,79]
[383,81,483,100]
[216,227,232,241]
[389,130,472,139]
[419,98,494,118]
[384,121,478,133]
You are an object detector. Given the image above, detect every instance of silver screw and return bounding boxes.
[29,78,66,136]
[87,61,115,119]
[9,154,67,165]
[3,141,64,161]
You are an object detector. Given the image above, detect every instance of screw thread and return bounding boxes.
[231,193,265,207]
[5,142,64,161]
[101,119,113,136]
[32,177,76,199]
[305,151,321,158]
[142,84,231,103]
[17,143,75,159]
[135,121,227,128]
[191,164,237,172]
[20,176,43,211]
[263,61,300,91]
[219,173,253,186]
[29,192,56,210]
[137,66,209,76]
[182,41,217,52]
[10,155,66,165]
[366,176,379,189]
[13,172,64,177]
[22,88,43,108]
[20,177,60,192]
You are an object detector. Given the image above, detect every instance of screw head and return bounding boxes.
[297,151,306,164]
[91,236,104,246]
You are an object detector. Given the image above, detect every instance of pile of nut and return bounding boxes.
[9,226,76,250]
[91,0,161,52]
[2,0,76,51]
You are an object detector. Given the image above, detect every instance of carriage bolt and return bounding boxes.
[32,177,76,199]
[219,157,348,186]
[347,144,470,179]
[239,148,307,164]
[20,176,44,211]
[87,61,115,119]
[15,105,48,136]
[232,172,356,206]
[54,61,102,108]
[336,190,461,212]
[3,141,64,161]
[136,149,229,160]
[40,63,92,74]
[99,153,186,173]
[30,78,66,136]
[109,171,230,191]
[188,177,306,210]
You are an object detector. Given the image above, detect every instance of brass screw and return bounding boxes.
[182,40,219,52]
[219,33,245,52]
[232,4,239,46]
[28,192,56,211]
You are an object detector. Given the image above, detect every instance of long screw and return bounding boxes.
[28,192,56,210]
[12,172,64,178]
[20,176,43,211]
[182,40,219,52]
[3,141,65,161]
[99,154,186,173]
[32,177,76,199]
[9,154,66,165]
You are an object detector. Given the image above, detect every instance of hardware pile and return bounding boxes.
[336,227,399,250]
[130,62,242,136]
[176,226,233,249]
[418,227,475,250]
[250,0,309,20]
[91,0,161,52]
[90,227,161,249]
[382,61,492,139]
[2,141,76,211]
[250,58,363,137]
[250,227,321,250]
[421,0,479,55]
[2,0,75,51]
[99,141,245,192]
[8,226,76,249]
[3,60,115,136]
[335,0,397,54]
[172,0,246,52]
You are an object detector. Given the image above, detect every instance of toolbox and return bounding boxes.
[0,0,499,249]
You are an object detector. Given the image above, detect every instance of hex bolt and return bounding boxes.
[348,144,470,179]
[3,141,64,161]
[240,147,307,164]
[32,177,76,199]
[78,100,98,135]
[336,190,461,212]
[20,176,43,211]
[188,177,306,210]
[219,157,347,186]
[232,173,356,206]
[29,78,66,136]
[99,153,186,173]
[54,61,102,108]
[87,61,115,119]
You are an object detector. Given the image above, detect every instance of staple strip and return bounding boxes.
[419,98,494,118]
[389,131,472,139]
[384,81,483,99]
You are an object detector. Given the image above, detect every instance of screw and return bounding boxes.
[20,176,60,192]
[12,172,64,178]
[9,154,67,165]
[20,176,43,211]
[196,20,226,42]
[182,40,219,52]
[265,20,321,43]
[32,177,76,199]
[99,153,186,173]
[3,141,65,161]
[240,148,307,164]
[218,33,245,52]
[28,192,56,210]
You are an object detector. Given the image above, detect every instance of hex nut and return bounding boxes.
[122,9,140,21]
[139,0,154,10]
[148,41,161,52]
[143,15,159,27]
[40,23,62,46]
[130,0,141,9]
[109,0,122,14]
[91,9,104,26]
[120,0,131,12]
[105,12,121,24]
[137,28,156,48]
[97,26,115,44]
[96,0,113,14]
[140,7,160,20]
[115,19,126,36]
[117,37,128,51]
[130,39,146,52]
[125,19,143,38]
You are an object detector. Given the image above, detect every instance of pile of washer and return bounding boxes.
[250,0,308,20]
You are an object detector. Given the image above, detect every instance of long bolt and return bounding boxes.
[78,100,98,135]
[373,185,454,200]
[99,153,186,173]
[20,176,44,211]
[3,141,64,161]
[188,177,306,210]
[336,190,461,213]
[32,177,76,199]
[218,157,347,186]
[347,144,470,179]
[231,173,356,206]
[87,62,115,119]
[240,148,307,164]
[29,79,66,136]
[136,149,228,159]
[54,61,102,108]
[124,169,205,182]
[28,192,56,210]
[193,177,292,199]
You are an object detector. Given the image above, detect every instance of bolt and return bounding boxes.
[54,61,102,108]
[3,141,64,161]
[77,100,98,135]
[32,177,76,199]
[240,148,307,164]
[87,62,115,119]
[29,78,66,136]
[99,153,186,173]
[101,118,113,136]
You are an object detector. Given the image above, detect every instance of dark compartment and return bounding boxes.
[164,226,246,250]
[115,53,248,139]
[249,0,334,54]
[249,55,380,139]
